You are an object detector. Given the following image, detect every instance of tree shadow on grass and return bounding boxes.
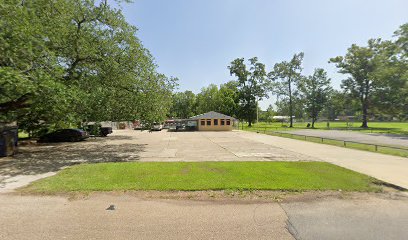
[0,137,146,179]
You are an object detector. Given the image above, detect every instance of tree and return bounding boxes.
[330,39,386,128]
[298,68,332,128]
[170,90,197,118]
[258,104,276,123]
[322,90,347,121]
[196,84,221,114]
[228,57,269,127]
[218,81,239,117]
[0,0,175,133]
[268,53,304,127]
[371,24,408,120]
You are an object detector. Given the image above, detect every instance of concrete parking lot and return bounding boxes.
[0,130,312,192]
[1,129,408,239]
[1,129,408,191]
[136,130,313,162]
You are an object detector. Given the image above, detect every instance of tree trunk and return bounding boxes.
[361,99,368,128]
[288,80,293,128]
[361,81,370,128]
[361,103,368,128]
[311,118,316,128]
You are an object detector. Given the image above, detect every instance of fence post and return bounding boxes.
[375,145,378,151]
[321,137,323,143]
[304,135,307,140]
[264,127,266,133]
[343,141,346,147]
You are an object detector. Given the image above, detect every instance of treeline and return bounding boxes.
[0,0,176,135]
[170,23,408,128]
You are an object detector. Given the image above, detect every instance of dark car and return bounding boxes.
[84,124,113,137]
[38,129,89,143]
[100,127,112,137]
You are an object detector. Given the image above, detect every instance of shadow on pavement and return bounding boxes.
[0,136,146,178]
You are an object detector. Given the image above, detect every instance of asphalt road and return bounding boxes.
[282,195,408,240]
[281,129,408,148]
[0,193,407,240]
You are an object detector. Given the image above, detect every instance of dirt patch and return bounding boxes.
[180,165,192,174]
[14,188,408,203]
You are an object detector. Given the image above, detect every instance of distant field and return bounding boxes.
[241,121,408,135]
[21,162,381,193]
[18,131,29,139]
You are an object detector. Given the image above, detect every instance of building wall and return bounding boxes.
[197,118,233,131]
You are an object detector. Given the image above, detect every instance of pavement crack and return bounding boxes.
[199,132,239,158]
[278,202,301,240]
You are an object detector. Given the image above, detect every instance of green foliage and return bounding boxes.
[269,53,304,127]
[218,81,240,117]
[258,105,276,123]
[228,57,270,126]
[169,81,239,119]
[196,84,221,114]
[0,0,176,133]
[298,68,333,127]
[170,90,197,119]
[330,25,408,127]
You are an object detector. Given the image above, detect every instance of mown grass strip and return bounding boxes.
[241,121,408,135]
[21,161,381,193]
[258,130,408,158]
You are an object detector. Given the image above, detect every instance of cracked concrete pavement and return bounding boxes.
[1,130,408,239]
[0,130,313,192]
[2,129,408,191]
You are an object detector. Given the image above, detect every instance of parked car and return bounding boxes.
[38,129,89,143]
[151,123,163,131]
[84,123,113,137]
[176,124,186,131]
[100,127,112,137]
[134,124,144,130]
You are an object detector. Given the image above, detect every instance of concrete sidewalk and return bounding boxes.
[240,131,408,189]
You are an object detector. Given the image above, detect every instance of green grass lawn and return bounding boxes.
[21,162,381,193]
[18,131,29,139]
[242,121,408,157]
[242,121,408,135]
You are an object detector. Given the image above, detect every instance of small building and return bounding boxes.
[190,111,235,131]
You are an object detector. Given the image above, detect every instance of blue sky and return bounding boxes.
[119,0,408,109]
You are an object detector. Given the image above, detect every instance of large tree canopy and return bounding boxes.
[228,57,270,127]
[330,31,407,127]
[0,0,175,133]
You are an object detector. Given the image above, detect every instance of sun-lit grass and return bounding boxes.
[20,161,382,193]
[18,131,29,139]
[241,121,408,135]
[250,130,408,157]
